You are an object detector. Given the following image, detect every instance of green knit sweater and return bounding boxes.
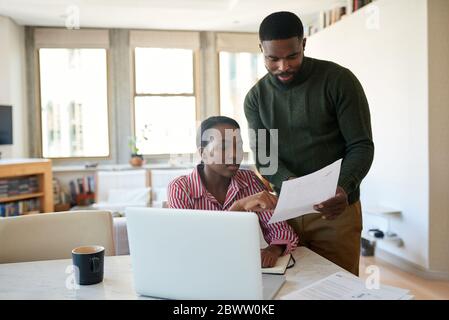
[244,56,374,204]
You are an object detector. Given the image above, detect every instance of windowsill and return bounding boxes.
[52,160,256,173]
[52,162,196,173]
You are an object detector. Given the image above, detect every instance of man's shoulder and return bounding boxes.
[310,57,348,75]
[247,73,271,95]
[244,73,273,107]
[309,57,358,86]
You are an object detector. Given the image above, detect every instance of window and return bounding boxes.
[134,47,197,155]
[39,48,109,158]
[219,52,266,152]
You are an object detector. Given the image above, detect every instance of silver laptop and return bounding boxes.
[126,207,285,300]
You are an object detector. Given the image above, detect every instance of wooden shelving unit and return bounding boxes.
[0,192,44,203]
[0,159,54,214]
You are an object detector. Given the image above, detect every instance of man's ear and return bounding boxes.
[302,37,307,51]
[259,43,263,53]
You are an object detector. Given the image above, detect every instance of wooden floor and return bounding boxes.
[359,255,449,300]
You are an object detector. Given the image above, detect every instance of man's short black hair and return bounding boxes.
[196,116,240,149]
[259,11,304,42]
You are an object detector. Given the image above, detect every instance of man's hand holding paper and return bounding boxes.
[314,186,348,220]
[268,159,343,224]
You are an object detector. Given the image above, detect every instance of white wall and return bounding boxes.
[0,16,28,159]
[306,0,430,269]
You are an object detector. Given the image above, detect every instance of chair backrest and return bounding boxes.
[149,169,191,206]
[107,187,151,206]
[0,211,115,264]
[96,169,149,202]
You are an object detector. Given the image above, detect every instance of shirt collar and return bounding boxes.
[189,165,206,199]
[189,164,249,200]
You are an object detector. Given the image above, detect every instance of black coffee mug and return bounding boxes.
[72,245,105,285]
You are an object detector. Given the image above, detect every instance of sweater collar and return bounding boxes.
[268,56,314,90]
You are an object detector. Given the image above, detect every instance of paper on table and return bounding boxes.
[280,271,410,300]
[268,159,342,224]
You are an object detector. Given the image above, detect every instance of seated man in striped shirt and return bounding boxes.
[168,116,298,268]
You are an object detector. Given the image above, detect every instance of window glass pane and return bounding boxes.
[219,52,266,153]
[135,48,194,94]
[134,96,196,155]
[39,48,109,158]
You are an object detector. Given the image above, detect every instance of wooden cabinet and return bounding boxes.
[0,159,54,215]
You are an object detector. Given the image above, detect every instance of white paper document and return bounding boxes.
[281,272,411,300]
[268,159,342,224]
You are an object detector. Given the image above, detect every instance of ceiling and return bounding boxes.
[0,0,346,32]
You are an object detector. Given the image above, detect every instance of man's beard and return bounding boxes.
[272,70,297,85]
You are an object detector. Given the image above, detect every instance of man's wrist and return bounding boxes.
[337,185,348,195]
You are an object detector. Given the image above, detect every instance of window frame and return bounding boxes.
[216,32,263,161]
[131,46,201,158]
[217,54,266,160]
[36,47,112,161]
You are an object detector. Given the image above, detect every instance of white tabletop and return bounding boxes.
[0,246,347,300]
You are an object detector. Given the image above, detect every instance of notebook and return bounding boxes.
[259,226,295,275]
[262,254,294,275]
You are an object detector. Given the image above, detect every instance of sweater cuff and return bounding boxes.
[338,174,358,195]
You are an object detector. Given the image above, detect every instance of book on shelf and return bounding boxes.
[307,0,374,36]
[69,175,96,206]
[69,180,77,203]
[77,178,85,194]
[353,0,373,12]
[323,6,347,29]
[0,176,39,198]
[53,178,68,205]
[53,178,60,197]
[87,176,95,194]
[310,5,348,35]
[0,198,40,217]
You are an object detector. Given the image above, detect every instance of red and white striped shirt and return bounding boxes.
[167,165,298,255]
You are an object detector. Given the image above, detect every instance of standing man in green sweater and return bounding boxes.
[244,11,374,275]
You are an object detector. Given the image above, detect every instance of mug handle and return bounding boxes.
[90,257,100,273]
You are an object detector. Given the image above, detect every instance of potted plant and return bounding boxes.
[128,136,144,167]
[128,125,150,167]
